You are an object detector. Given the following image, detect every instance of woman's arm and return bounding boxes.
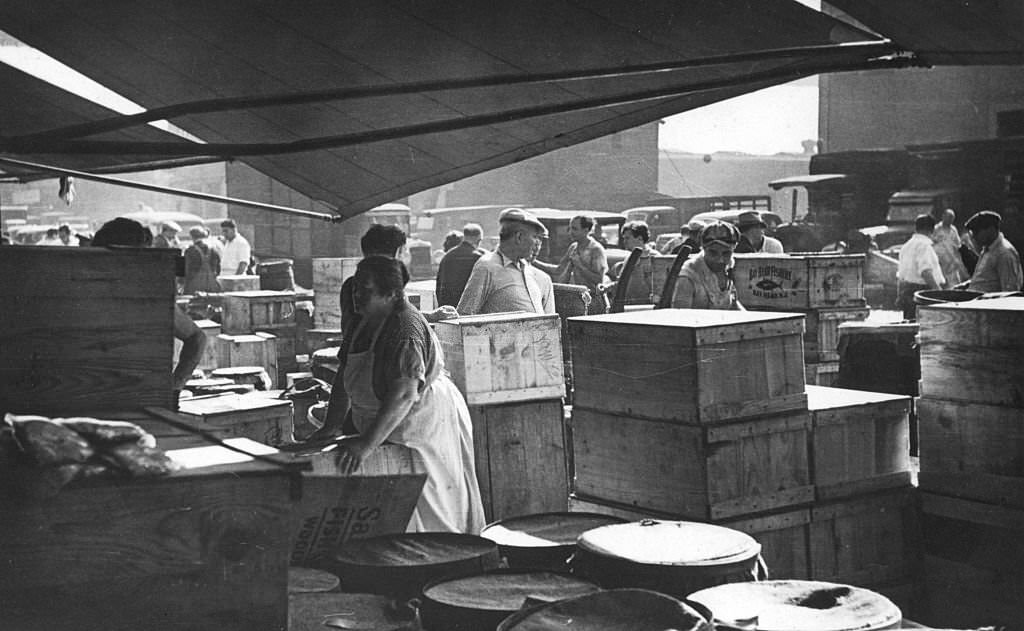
[336,377,419,473]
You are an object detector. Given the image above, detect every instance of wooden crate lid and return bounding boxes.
[221,290,297,299]
[481,512,628,549]
[736,252,866,264]
[217,331,276,342]
[687,580,900,631]
[178,392,290,418]
[332,532,499,568]
[497,588,708,631]
[568,308,804,345]
[194,319,220,331]
[576,520,760,566]
[439,312,560,327]
[837,321,918,335]
[805,385,910,411]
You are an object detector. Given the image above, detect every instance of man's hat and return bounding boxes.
[965,210,1001,231]
[162,220,182,233]
[499,208,548,236]
[700,221,740,248]
[736,211,766,231]
[680,219,705,235]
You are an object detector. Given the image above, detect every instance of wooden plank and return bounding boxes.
[437,314,564,406]
[799,307,870,361]
[807,386,912,500]
[216,333,280,388]
[568,310,806,425]
[733,253,866,310]
[311,257,359,329]
[0,247,177,417]
[571,408,812,519]
[917,396,1024,506]
[470,399,568,522]
[217,274,260,292]
[809,488,920,586]
[805,360,839,386]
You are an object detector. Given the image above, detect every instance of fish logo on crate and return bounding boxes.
[735,253,865,310]
[749,263,799,300]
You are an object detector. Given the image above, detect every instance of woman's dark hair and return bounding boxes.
[360,224,407,257]
[92,217,153,247]
[621,220,650,244]
[355,256,409,302]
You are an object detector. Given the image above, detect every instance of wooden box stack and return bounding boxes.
[566,310,920,601]
[312,257,359,329]
[220,290,298,386]
[177,392,293,446]
[216,332,280,388]
[734,253,869,387]
[436,313,568,521]
[916,297,1024,629]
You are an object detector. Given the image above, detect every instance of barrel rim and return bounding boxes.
[495,587,710,631]
[419,567,601,610]
[331,532,500,568]
[480,511,630,548]
[575,519,762,567]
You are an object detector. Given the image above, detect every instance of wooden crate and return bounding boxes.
[919,492,1024,631]
[733,253,866,310]
[571,407,813,520]
[799,307,870,362]
[305,328,343,352]
[217,274,260,292]
[806,385,912,500]
[312,257,359,328]
[221,290,296,335]
[0,247,177,417]
[470,399,568,522]
[307,442,424,476]
[805,360,839,386]
[918,297,1024,407]
[917,396,1024,508]
[568,310,806,425]
[436,313,564,405]
[216,332,280,388]
[405,279,437,312]
[567,495,812,580]
[177,392,292,446]
[174,318,221,372]
[809,487,920,586]
[0,421,293,631]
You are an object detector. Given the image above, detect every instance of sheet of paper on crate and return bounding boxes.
[167,437,278,469]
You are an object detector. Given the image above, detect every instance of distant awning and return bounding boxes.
[827,0,1024,65]
[769,173,850,189]
[0,1,908,219]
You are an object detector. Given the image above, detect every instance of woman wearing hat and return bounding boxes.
[183,226,222,294]
[672,221,744,310]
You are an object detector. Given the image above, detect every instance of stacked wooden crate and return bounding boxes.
[565,310,918,610]
[311,257,359,329]
[435,312,567,522]
[733,253,868,387]
[916,297,1024,630]
[219,290,298,387]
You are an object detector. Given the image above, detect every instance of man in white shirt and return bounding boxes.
[218,219,252,276]
[896,214,945,320]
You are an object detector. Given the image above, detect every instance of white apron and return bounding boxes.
[344,315,486,534]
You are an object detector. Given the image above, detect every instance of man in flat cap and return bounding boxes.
[956,210,1022,292]
[152,221,182,251]
[456,208,555,315]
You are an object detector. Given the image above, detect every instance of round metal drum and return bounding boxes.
[418,569,601,631]
[327,532,500,600]
[496,588,709,631]
[687,580,901,631]
[571,520,761,599]
[480,512,628,570]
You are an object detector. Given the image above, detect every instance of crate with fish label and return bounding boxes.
[733,253,866,310]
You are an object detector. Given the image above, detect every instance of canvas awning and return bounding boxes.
[0,1,932,219]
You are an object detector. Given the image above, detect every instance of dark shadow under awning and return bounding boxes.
[0,1,911,218]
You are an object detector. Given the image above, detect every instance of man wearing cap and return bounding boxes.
[152,221,182,250]
[956,210,1023,292]
[672,221,744,310]
[896,215,945,320]
[666,220,704,255]
[734,212,784,254]
[456,208,555,316]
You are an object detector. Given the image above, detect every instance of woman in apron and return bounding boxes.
[672,221,744,310]
[330,256,485,534]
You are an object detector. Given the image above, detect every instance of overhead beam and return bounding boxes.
[0,156,340,222]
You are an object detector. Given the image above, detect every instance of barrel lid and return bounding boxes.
[287,567,340,594]
[481,512,628,548]
[576,520,760,566]
[422,570,600,611]
[497,588,708,631]
[688,580,901,631]
[332,532,498,568]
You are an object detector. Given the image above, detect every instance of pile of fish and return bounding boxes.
[1,413,180,498]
